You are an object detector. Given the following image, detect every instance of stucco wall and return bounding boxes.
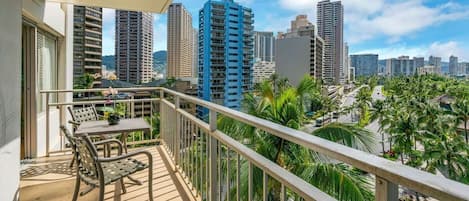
[0,0,22,200]
[276,37,311,86]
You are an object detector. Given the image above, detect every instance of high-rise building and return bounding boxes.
[254,31,275,62]
[115,11,153,84]
[350,54,378,76]
[253,60,275,83]
[73,6,103,87]
[276,16,324,86]
[343,42,349,82]
[192,28,199,78]
[449,55,458,76]
[418,66,441,75]
[317,0,344,84]
[198,0,254,113]
[167,3,194,78]
[385,56,418,76]
[290,15,312,32]
[459,62,469,75]
[413,57,425,69]
[429,56,442,69]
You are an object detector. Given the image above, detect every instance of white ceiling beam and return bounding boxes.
[46,0,172,13]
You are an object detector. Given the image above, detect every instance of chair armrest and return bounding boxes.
[96,150,153,164]
[68,120,81,126]
[93,139,124,155]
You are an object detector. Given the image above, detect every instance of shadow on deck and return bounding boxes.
[19,146,195,201]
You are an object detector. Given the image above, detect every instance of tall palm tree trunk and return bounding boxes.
[381,132,385,155]
[464,121,468,144]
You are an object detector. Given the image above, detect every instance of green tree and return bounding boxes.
[423,114,469,180]
[452,99,469,143]
[219,76,375,201]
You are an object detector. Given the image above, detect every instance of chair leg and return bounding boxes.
[120,133,128,154]
[72,174,80,201]
[120,178,126,194]
[98,184,105,201]
[70,154,76,168]
[148,161,153,201]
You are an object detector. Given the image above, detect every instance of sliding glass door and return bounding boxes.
[21,20,58,159]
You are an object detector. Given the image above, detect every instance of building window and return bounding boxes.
[37,31,58,113]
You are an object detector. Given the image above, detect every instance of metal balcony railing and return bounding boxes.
[40,87,469,201]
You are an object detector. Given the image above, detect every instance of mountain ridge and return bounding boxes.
[102,50,167,74]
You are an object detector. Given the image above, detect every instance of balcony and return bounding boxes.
[18,87,469,201]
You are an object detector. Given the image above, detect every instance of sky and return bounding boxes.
[102,0,469,61]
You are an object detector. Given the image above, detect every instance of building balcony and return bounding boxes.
[19,87,469,201]
[84,58,102,62]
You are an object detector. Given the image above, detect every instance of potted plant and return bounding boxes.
[105,110,121,125]
[101,87,124,125]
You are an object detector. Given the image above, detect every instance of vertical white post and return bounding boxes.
[376,176,398,201]
[45,93,50,157]
[175,96,181,169]
[209,110,218,201]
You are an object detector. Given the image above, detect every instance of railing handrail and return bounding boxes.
[48,98,161,107]
[161,87,469,201]
[41,87,469,200]
[175,107,336,201]
[39,87,161,94]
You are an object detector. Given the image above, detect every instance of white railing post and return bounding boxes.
[45,93,50,157]
[175,95,181,169]
[376,176,398,201]
[159,90,164,145]
[209,109,218,201]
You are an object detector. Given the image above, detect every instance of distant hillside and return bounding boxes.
[102,50,167,74]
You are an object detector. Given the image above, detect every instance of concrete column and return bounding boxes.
[0,0,22,200]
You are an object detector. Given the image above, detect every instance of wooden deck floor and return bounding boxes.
[19,146,195,201]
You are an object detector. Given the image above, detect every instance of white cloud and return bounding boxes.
[428,41,467,61]
[102,8,116,55]
[278,0,318,11]
[278,0,469,44]
[103,8,115,23]
[353,41,469,61]
[346,0,469,44]
[153,16,167,51]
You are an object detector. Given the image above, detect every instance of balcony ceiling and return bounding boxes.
[46,0,172,13]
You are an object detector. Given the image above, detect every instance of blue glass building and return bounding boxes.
[197,0,254,116]
[350,54,379,77]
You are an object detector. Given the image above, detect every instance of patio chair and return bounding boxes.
[67,106,112,167]
[60,126,153,201]
[67,106,100,130]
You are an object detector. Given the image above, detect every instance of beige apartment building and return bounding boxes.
[277,15,325,85]
[317,0,344,84]
[116,11,154,84]
[167,3,194,78]
[73,6,103,87]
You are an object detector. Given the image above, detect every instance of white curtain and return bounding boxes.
[37,32,57,113]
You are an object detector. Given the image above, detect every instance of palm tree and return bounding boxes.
[385,109,419,164]
[452,99,469,143]
[219,77,375,201]
[356,87,372,126]
[423,114,469,180]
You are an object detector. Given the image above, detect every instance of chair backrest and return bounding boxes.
[68,106,99,124]
[60,125,77,149]
[74,134,100,180]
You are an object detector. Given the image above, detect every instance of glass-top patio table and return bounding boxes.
[75,118,151,153]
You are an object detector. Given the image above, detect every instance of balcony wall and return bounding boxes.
[0,0,22,200]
